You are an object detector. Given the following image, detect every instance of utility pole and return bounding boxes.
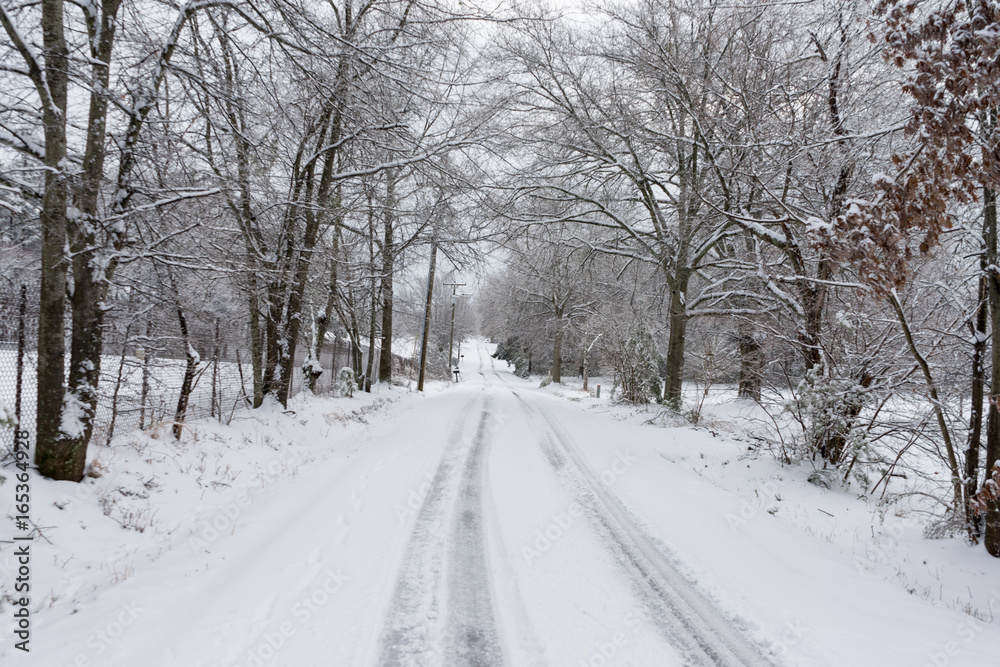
[444,282,465,374]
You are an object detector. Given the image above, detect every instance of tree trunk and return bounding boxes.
[140,319,151,429]
[332,336,340,377]
[364,194,378,392]
[173,291,198,440]
[737,319,763,401]
[551,311,563,383]
[108,321,132,444]
[365,285,378,392]
[418,240,438,391]
[33,0,74,479]
[984,186,1000,556]
[967,266,988,535]
[799,282,825,371]
[249,294,264,407]
[823,371,874,465]
[272,96,340,405]
[218,21,265,407]
[377,270,394,384]
[890,291,965,513]
[211,319,221,417]
[663,277,689,410]
[307,217,342,394]
[58,0,125,467]
[276,206,325,404]
[378,174,396,384]
[261,285,282,398]
[349,295,363,379]
[66,254,103,453]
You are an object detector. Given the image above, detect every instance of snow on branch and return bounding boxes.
[0,124,46,162]
[0,5,59,120]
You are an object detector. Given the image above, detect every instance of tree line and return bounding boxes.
[478,0,1000,557]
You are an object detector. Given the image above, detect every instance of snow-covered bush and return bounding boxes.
[302,349,324,392]
[607,323,662,405]
[333,367,357,398]
[0,398,16,430]
[493,337,534,378]
[785,365,873,471]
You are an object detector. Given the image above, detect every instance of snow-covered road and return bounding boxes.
[14,340,1000,666]
[375,348,771,666]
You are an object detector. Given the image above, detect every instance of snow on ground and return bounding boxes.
[1,340,999,666]
[542,375,1000,626]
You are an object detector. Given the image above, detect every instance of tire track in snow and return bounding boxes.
[444,394,504,666]
[377,389,505,667]
[376,393,479,666]
[508,382,775,666]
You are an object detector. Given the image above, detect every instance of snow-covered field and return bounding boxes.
[2,340,999,666]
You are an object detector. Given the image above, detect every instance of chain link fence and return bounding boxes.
[0,279,347,458]
[0,279,37,458]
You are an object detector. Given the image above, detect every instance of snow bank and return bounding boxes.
[0,389,400,663]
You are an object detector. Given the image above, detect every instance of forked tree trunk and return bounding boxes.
[59,0,126,470]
